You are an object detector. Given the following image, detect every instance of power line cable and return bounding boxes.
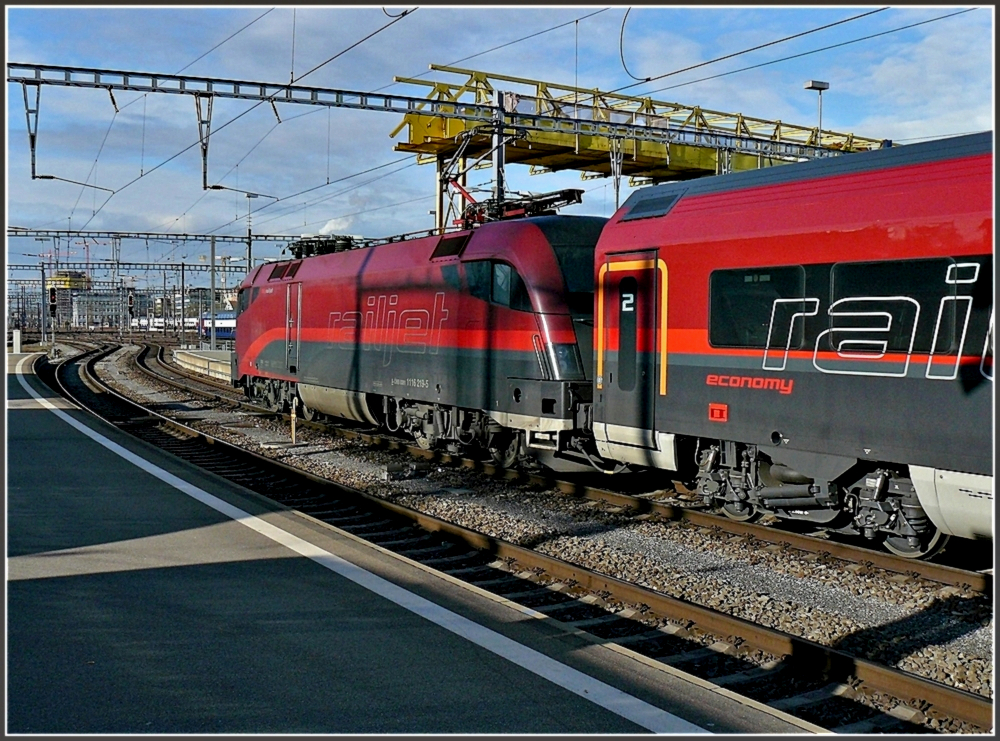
[290,8,297,83]
[175,8,276,76]
[79,8,418,231]
[198,154,415,237]
[52,8,277,234]
[643,7,978,98]
[619,9,645,82]
[227,9,610,237]
[615,7,889,94]
[79,8,594,242]
[369,8,609,93]
[229,158,419,233]
[294,7,416,82]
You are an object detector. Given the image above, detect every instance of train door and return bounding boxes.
[286,281,301,373]
[595,250,671,466]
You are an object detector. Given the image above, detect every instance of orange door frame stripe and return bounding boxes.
[596,257,668,395]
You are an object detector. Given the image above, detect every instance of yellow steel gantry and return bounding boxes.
[391,64,888,185]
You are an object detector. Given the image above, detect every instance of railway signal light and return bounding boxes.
[48,286,57,316]
[127,290,135,316]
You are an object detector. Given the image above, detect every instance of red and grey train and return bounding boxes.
[233,131,993,558]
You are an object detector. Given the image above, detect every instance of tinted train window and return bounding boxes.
[493,263,532,311]
[466,260,532,311]
[710,266,806,348]
[251,286,260,303]
[268,263,288,280]
[618,277,638,391]
[236,289,248,316]
[830,258,956,353]
[285,261,302,279]
[441,263,462,292]
[466,261,491,302]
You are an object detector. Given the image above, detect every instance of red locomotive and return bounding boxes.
[233,214,607,467]
[235,131,993,558]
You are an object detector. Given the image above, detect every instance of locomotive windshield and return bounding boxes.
[534,216,608,317]
[535,216,607,379]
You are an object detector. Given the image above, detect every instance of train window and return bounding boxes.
[465,260,491,302]
[710,266,806,348]
[493,263,512,306]
[285,261,302,279]
[236,289,248,316]
[431,233,470,259]
[251,286,260,303]
[441,264,462,292]
[830,258,956,353]
[492,263,532,311]
[618,277,638,391]
[466,260,531,310]
[268,263,289,280]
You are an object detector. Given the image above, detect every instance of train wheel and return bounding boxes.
[487,431,520,469]
[721,501,761,523]
[298,399,317,422]
[882,528,950,559]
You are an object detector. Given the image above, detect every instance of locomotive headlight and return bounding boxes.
[547,343,585,380]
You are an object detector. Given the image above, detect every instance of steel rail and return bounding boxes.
[386,502,993,731]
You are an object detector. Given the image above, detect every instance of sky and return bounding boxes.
[5,5,995,287]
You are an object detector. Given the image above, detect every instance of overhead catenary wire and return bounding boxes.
[619,9,645,82]
[220,7,610,239]
[221,8,611,236]
[290,8,296,83]
[642,7,979,98]
[79,7,418,231]
[51,8,277,234]
[214,156,419,235]
[74,7,604,244]
[369,7,609,94]
[175,8,276,76]
[615,6,889,94]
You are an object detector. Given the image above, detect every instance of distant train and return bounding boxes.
[232,132,993,558]
[200,311,236,341]
[131,317,198,330]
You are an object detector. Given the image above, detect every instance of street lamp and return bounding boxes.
[804,80,830,141]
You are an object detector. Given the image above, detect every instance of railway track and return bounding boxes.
[38,346,993,733]
[139,342,991,596]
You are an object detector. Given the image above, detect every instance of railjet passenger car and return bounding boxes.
[593,132,992,557]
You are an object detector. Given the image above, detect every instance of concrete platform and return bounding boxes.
[7,353,820,734]
[172,349,233,381]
